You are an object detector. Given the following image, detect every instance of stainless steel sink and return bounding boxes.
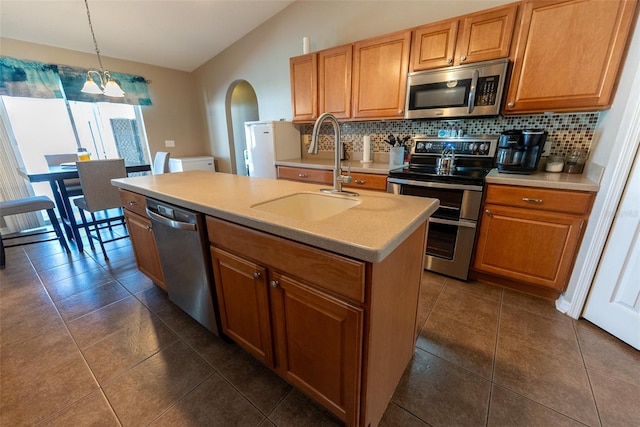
[251,192,361,221]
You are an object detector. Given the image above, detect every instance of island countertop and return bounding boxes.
[112,171,438,263]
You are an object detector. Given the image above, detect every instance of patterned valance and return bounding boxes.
[0,56,152,105]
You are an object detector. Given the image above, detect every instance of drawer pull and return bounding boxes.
[298,173,308,178]
[354,179,366,185]
[485,209,492,217]
[253,272,261,279]
[128,201,136,206]
[522,197,543,204]
[270,280,279,288]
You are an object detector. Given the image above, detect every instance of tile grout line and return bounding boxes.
[573,319,604,427]
[485,288,504,426]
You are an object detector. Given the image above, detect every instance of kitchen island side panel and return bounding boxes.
[361,221,428,427]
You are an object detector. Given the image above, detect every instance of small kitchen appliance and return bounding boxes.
[387,135,498,280]
[496,129,547,174]
[405,58,509,119]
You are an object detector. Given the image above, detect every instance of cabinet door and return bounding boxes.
[504,0,637,114]
[277,165,332,185]
[318,44,352,119]
[410,19,459,71]
[211,248,273,366]
[342,172,389,192]
[473,204,585,292]
[290,53,318,122]
[123,209,165,289]
[270,273,363,426]
[352,30,411,119]
[455,3,517,65]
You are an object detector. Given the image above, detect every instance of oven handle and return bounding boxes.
[387,177,483,192]
[429,217,477,229]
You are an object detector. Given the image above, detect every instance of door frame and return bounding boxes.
[557,57,640,318]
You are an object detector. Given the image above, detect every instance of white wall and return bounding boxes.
[192,0,510,173]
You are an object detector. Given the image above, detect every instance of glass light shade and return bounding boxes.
[103,78,125,97]
[81,77,103,95]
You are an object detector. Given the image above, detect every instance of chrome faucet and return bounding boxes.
[308,112,358,196]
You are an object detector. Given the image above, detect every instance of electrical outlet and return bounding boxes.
[165,140,175,147]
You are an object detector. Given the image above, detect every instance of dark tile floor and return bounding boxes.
[1,233,639,426]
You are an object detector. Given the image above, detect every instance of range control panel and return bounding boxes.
[413,136,498,158]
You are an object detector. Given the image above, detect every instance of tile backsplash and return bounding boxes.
[301,112,598,159]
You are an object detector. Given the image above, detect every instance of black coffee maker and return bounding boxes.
[496,129,547,174]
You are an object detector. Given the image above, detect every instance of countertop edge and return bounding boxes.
[113,177,437,264]
[486,169,600,192]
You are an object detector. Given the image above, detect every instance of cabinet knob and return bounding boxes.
[146,225,152,231]
[270,280,279,288]
[253,272,261,279]
[298,173,308,178]
[507,102,514,108]
[398,109,403,114]
[485,209,492,217]
[460,55,467,62]
[446,58,453,64]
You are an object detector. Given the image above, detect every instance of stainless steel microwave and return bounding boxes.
[405,58,509,119]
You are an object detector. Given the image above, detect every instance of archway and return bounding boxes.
[225,80,258,175]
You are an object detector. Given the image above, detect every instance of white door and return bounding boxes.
[583,146,640,349]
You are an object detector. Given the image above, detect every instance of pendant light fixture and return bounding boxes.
[80,0,125,97]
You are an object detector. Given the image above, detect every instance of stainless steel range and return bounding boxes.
[387,135,498,280]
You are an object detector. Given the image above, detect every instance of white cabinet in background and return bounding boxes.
[168,156,215,172]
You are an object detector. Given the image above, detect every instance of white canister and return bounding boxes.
[545,155,564,172]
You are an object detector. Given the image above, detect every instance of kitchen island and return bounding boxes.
[112,170,438,427]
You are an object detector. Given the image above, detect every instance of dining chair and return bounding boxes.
[152,151,170,174]
[0,196,70,269]
[73,159,128,260]
[44,153,83,197]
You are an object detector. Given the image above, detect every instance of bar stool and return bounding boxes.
[0,196,70,269]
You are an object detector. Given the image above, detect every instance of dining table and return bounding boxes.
[18,162,151,252]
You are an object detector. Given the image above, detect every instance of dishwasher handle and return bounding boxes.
[146,207,197,231]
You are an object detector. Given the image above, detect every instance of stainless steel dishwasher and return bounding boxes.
[146,198,221,336]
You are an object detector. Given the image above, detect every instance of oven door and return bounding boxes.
[387,178,482,280]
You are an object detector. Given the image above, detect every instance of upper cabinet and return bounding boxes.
[318,44,353,120]
[290,53,317,122]
[504,0,638,114]
[410,3,518,71]
[290,45,352,122]
[352,30,412,120]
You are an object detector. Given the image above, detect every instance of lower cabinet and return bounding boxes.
[119,190,165,289]
[472,184,595,298]
[207,216,427,427]
[277,165,388,191]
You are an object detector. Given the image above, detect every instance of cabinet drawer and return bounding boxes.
[207,217,365,303]
[277,166,332,185]
[119,189,147,217]
[485,185,595,215]
[343,172,388,192]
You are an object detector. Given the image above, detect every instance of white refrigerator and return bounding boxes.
[244,121,301,179]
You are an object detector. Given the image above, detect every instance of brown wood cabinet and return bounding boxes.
[504,0,638,114]
[472,184,595,298]
[410,3,518,71]
[277,165,388,192]
[352,30,412,120]
[277,165,332,185]
[119,189,165,289]
[290,53,317,122]
[290,45,352,123]
[207,216,427,427]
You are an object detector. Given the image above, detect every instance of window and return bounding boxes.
[1,95,150,198]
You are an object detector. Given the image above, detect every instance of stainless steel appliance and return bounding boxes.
[146,198,221,335]
[496,129,548,174]
[387,135,498,280]
[405,58,509,119]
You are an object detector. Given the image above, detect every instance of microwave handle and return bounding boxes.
[467,69,479,114]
